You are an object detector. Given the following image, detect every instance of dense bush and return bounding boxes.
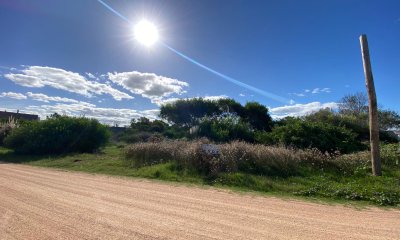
[380,143,400,166]
[257,118,366,154]
[118,117,187,143]
[196,117,254,142]
[304,109,399,143]
[4,116,110,154]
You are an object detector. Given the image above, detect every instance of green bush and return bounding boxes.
[258,118,366,154]
[196,117,254,142]
[4,116,110,154]
[304,109,399,143]
[380,143,400,166]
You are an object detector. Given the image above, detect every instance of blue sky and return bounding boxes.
[0,0,399,125]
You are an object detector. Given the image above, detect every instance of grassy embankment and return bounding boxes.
[0,143,399,207]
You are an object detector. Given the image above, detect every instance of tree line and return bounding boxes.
[120,92,399,154]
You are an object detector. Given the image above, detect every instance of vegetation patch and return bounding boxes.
[1,144,399,206]
[4,115,110,154]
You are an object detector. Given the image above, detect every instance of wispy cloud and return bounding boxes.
[26,92,82,104]
[289,87,331,97]
[0,91,27,100]
[289,93,305,97]
[0,91,92,105]
[85,72,97,80]
[311,87,331,94]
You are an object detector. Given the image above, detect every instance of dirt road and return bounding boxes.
[0,163,399,240]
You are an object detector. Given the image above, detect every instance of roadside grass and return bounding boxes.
[0,145,204,184]
[0,145,399,207]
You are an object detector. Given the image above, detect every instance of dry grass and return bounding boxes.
[0,116,19,145]
[125,140,367,177]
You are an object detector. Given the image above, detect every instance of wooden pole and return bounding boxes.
[359,34,381,176]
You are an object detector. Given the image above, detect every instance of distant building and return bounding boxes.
[0,110,39,121]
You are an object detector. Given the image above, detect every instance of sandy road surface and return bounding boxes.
[0,164,399,240]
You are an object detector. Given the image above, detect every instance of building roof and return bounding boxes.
[0,111,39,121]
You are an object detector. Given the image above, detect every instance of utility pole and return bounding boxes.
[359,34,381,176]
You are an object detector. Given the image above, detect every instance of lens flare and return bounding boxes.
[97,0,290,103]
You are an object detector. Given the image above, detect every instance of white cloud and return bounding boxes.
[239,93,245,97]
[311,87,331,94]
[26,92,81,104]
[289,93,305,97]
[99,74,107,80]
[151,97,180,106]
[20,102,159,126]
[108,71,189,101]
[85,72,97,79]
[290,87,331,97]
[0,90,90,105]
[4,66,133,101]
[203,95,229,101]
[0,92,27,100]
[270,101,338,119]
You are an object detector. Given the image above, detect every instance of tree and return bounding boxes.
[243,102,273,131]
[216,98,245,117]
[160,98,274,132]
[338,92,368,117]
[160,98,221,127]
[130,117,168,133]
[379,110,400,130]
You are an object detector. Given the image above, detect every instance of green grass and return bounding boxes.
[0,145,204,184]
[1,145,399,207]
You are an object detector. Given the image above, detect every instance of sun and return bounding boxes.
[134,20,159,47]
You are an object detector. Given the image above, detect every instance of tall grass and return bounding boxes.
[125,140,367,177]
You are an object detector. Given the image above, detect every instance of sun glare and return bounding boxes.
[134,20,159,47]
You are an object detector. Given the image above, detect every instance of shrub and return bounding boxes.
[258,118,366,153]
[380,143,400,166]
[4,115,110,154]
[196,116,254,142]
[304,109,399,143]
